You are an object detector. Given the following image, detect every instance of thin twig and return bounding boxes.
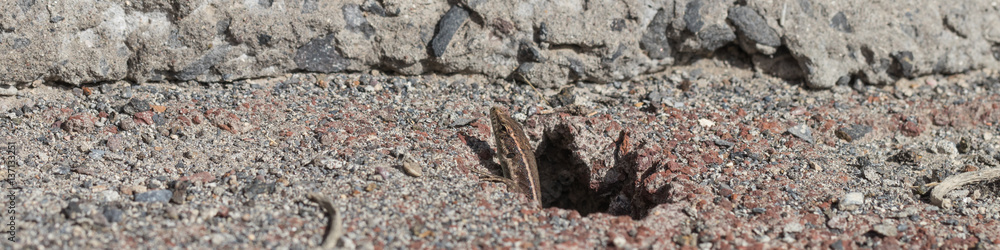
[521,79,551,108]
[307,192,343,249]
[930,168,1000,208]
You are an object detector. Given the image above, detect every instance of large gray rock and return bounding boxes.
[1,0,997,89]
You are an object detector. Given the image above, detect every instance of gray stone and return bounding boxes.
[862,166,881,182]
[88,149,106,160]
[640,8,673,59]
[835,124,872,142]
[294,34,349,73]
[714,139,735,148]
[176,44,231,81]
[430,6,469,58]
[827,215,848,230]
[891,51,915,78]
[839,192,864,211]
[342,4,375,39]
[100,190,121,203]
[698,24,736,51]
[872,223,898,237]
[830,240,844,250]
[554,86,577,106]
[565,57,586,79]
[360,0,388,16]
[53,166,71,175]
[513,62,569,88]
[936,140,959,155]
[0,84,16,96]
[728,7,780,47]
[301,0,320,14]
[787,124,814,144]
[684,0,705,32]
[518,41,546,62]
[244,180,277,197]
[62,202,83,219]
[102,206,123,223]
[830,12,853,33]
[783,222,804,233]
[119,98,150,115]
[134,189,173,203]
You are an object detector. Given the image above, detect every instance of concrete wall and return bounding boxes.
[2,0,998,89]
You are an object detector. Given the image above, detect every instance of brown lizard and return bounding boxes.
[482,106,543,207]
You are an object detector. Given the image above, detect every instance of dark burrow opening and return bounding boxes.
[535,124,610,216]
[469,121,667,219]
[534,123,673,219]
[535,125,666,219]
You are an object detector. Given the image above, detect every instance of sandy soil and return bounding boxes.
[1,60,999,248]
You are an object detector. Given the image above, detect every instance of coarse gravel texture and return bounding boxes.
[1,59,1000,249]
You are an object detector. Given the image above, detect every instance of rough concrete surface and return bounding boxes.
[2,0,999,89]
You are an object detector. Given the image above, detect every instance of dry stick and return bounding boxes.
[521,78,551,108]
[307,192,343,249]
[930,168,1000,208]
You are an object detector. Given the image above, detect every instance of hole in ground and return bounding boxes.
[536,123,610,216]
[536,124,670,219]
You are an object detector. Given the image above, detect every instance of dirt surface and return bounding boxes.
[2,60,999,248]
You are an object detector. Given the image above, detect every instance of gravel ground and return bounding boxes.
[2,60,999,249]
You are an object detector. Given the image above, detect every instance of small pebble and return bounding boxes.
[835,124,872,142]
[936,140,958,155]
[956,137,970,154]
[100,190,121,202]
[783,223,804,233]
[714,139,735,148]
[698,119,715,128]
[787,124,814,144]
[612,236,627,247]
[134,190,173,203]
[872,223,898,237]
[839,192,864,211]
[401,155,423,177]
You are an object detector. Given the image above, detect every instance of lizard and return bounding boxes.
[480,106,543,207]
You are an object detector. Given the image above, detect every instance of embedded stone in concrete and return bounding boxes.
[343,4,375,39]
[518,41,546,62]
[177,44,231,81]
[431,6,470,58]
[830,12,853,33]
[640,8,673,59]
[684,0,705,32]
[294,34,349,73]
[0,0,998,90]
[728,6,780,47]
[891,51,915,78]
[698,24,736,51]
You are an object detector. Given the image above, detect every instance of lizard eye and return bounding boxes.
[506,153,517,159]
